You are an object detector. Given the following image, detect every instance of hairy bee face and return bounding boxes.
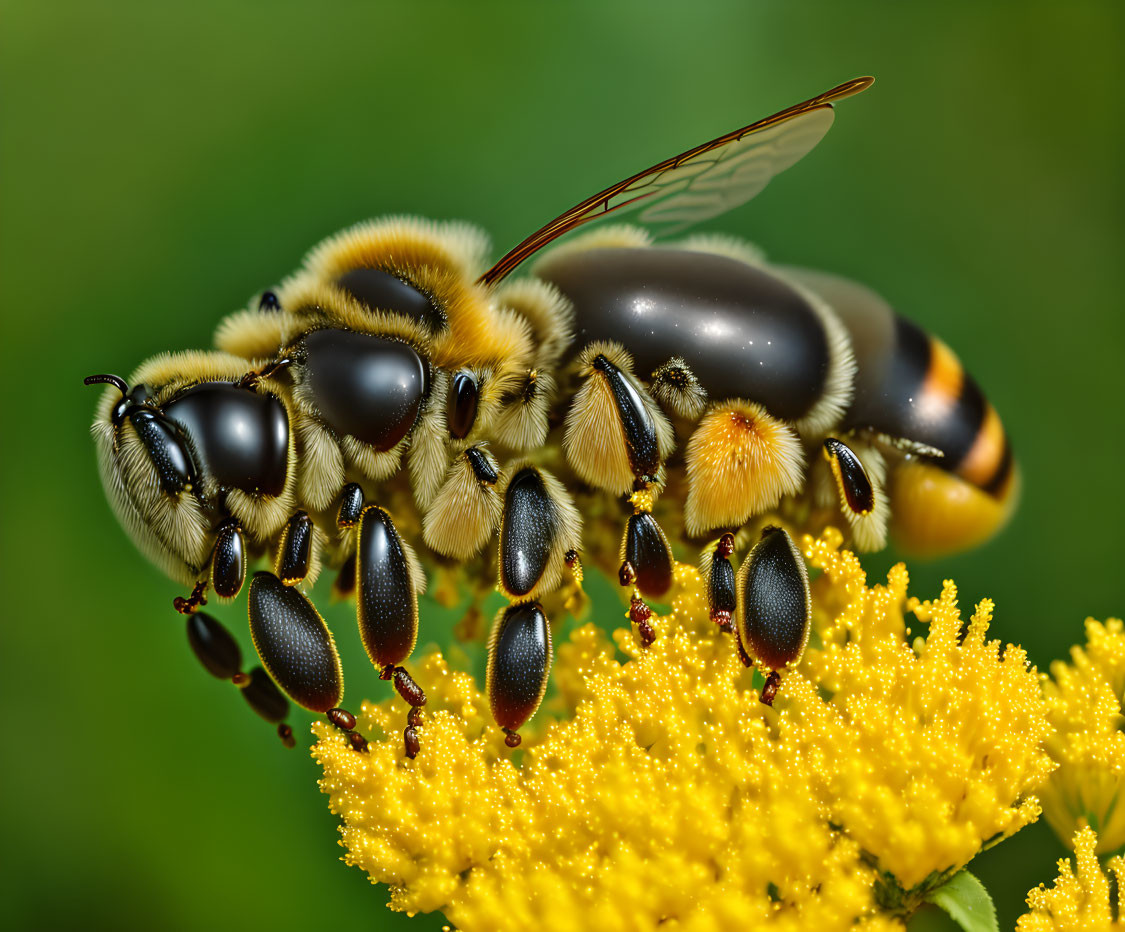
[89,352,299,586]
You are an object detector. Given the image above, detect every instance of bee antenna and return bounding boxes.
[84,373,130,396]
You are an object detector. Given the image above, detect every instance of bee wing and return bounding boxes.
[479,76,873,286]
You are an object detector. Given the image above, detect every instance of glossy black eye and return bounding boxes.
[303,329,429,452]
[335,268,445,332]
[258,290,281,311]
[162,383,289,496]
[447,370,479,439]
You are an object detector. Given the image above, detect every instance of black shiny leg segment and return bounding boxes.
[707,533,737,633]
[186,610,297,747]
[618,495,673,647]
[211,518,246,599]
[354,503,425,758]
[247,571,343,714]
[487,601,552,749]
[823,437,875,516]
[276,511,313,585]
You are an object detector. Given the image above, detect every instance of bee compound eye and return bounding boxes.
[161,383,290,497]
[447,370,479,439]
[302,329,429,452]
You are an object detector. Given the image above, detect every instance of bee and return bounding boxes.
[86,76,1017,752]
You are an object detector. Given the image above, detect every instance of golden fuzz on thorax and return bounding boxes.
[291,217,527,370]
[313,531,1052,930]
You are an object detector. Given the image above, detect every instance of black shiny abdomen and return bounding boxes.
[163,383,289,496]
[844,315,984,467]
[302,329,429,452]
[538,247,830,422]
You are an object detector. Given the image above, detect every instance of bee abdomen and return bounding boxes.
[538,246,832,423]
[795,267,1015,497]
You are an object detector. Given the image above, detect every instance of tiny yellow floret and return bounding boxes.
[313,530,1052,929]
[1040,618,1125,854]
[1017,826,1125,930]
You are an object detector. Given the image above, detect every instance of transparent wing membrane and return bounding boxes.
[479,77,873,285]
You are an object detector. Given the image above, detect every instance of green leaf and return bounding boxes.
[923,870,999,932]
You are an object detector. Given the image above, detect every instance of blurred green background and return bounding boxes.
[2,2,1122,929]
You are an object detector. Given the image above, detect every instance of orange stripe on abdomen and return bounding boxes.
[957,402,1015,497]
[920,338,963,411]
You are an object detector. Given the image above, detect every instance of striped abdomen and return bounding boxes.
[790,268,1014,498]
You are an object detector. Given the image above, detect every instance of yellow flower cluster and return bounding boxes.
[1040,618,1125,855]
[798,532,1054,898]
[313,530,1052,929]
[1018,827,1125,930]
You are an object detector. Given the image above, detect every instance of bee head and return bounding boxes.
[85,354,296,586]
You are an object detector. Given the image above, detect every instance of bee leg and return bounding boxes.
[736,526,812,707]
[618,498,674,646]
[174,517,248,615]
[275,511,313,585]
[823,438,874,517]
[239,666,296,745]
[734,627,754,669]
[337,482,365,529]
[564,345,675,645]
[173,579,209,615]
[184,606,298,746]
[759,671,782,707]
[422,445,503,561]
[247,571,344,720]
[184,611,282,743]
[236,355,292,389]
[700,532,737,633]
[332,552,357,599]
[487,601,551,749]
[355,504,427,758]
[489,463,580,747]
[403,705,423,759]
[629,595,656,647]
[819,436,889,552]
